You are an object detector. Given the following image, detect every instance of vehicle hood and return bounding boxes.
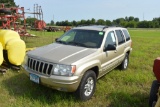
[27,43,97,65]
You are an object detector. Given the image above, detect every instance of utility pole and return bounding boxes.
[34,4,35,18]
[53,14,54,25]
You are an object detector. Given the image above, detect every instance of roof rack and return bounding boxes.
[101,25,123,30]
[77,24,99,27]
[110,25,122,27]
[102,26,108,30]
[76,25,88,27]
[76,25,123,31]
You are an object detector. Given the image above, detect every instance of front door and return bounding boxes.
[101,31,119,73]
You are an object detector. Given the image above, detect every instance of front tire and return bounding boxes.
[75,70,96,101]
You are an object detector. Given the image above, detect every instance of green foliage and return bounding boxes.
[96,19,106,25]
[80,19,87,25]
[113,18,125,25]
[0,29,159,107]
[134,17,139,22]
[91,18,96,24]
[72,20,77,26]
[126,21,137,28]
[128,16,134,21]
[55,16,160,28]
[50,20,54,25]
[26,18,37,26]
[137,21,150,28]
[55,17,140,27]
[56,20,72,26]
[106,20,112,26]
[0,0,16,7]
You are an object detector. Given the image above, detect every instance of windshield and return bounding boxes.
[57,29,104,48]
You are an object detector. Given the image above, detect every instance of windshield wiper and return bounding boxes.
[56,40,67,44]
[67,41,87,47]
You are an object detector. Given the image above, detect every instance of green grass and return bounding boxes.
[0,29,160,107]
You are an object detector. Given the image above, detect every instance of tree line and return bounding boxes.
[53,16,160,28]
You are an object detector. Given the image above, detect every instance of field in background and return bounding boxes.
[0,29,159,107]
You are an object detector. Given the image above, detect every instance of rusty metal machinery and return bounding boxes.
[0,3,45,36]
[0,3,27,36]
[25,4,46,31]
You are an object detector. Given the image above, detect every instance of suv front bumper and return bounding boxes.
[23,67,82,92]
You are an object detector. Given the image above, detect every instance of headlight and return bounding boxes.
[52,64,76,76]
[22,55,28,67]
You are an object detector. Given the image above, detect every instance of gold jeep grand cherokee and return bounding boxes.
[23,25,132,101]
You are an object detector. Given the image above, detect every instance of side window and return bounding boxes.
[115,30,125,45]
[122,29,130,41]
[105,31,116,48]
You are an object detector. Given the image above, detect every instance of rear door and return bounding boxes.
[115,29,126,63]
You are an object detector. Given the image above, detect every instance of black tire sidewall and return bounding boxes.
[76,71,96,101]
[149,80,159,107]
[0,9,11,14]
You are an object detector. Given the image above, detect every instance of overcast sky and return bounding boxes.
[14,0,160,23]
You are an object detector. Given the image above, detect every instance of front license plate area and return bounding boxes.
[30,73,39,84]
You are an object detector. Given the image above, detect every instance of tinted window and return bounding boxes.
[122,29,130,41]
[105,31,116,48]
[115,30,125,45]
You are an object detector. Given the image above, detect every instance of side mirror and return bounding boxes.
[103,44,116,52]
[55,38,58,42]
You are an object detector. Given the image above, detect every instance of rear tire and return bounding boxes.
[119,53,129,70]
[149,80,159,107]
[75,70,96,101]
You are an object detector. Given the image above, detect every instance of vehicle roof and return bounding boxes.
[73,25,126,31]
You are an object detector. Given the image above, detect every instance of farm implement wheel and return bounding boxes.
[0,9,11,15]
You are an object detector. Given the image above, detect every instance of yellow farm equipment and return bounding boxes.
[0,29,26,71]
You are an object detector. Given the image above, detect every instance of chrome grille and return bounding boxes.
[27,57,53,75]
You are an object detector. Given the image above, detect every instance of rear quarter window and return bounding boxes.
[122,29,130,41]
[115,30,125,45]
